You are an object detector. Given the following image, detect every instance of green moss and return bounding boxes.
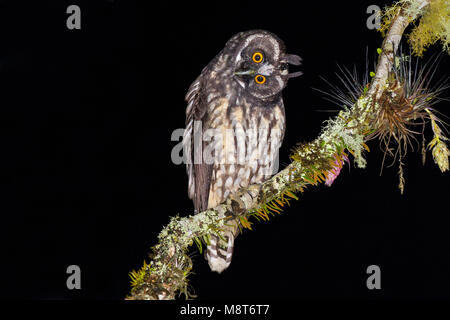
[409,0,450,56]
[380,0,450,56]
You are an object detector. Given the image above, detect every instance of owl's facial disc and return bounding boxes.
[228,31,303,98]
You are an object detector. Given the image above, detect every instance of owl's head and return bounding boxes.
[226,30,302,99]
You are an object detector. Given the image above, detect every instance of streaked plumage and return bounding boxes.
[183,30,301,273]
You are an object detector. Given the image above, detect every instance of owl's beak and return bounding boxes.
[234,69,255,76]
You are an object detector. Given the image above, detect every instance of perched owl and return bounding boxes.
[183,30,302,273]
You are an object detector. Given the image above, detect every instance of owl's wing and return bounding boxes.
[183,75,213,213]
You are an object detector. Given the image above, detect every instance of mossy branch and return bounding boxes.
[126,0,448,300]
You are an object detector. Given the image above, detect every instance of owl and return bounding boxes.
[183,30,302,273]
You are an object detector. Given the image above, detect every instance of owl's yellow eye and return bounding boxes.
[254,75,266,84]
[252,52,263,63]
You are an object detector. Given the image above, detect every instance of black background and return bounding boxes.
[0,0,449,301]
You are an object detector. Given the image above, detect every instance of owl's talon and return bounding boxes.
[227,193,246,216]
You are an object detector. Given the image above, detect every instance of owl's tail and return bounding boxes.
[206,221,239,273]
